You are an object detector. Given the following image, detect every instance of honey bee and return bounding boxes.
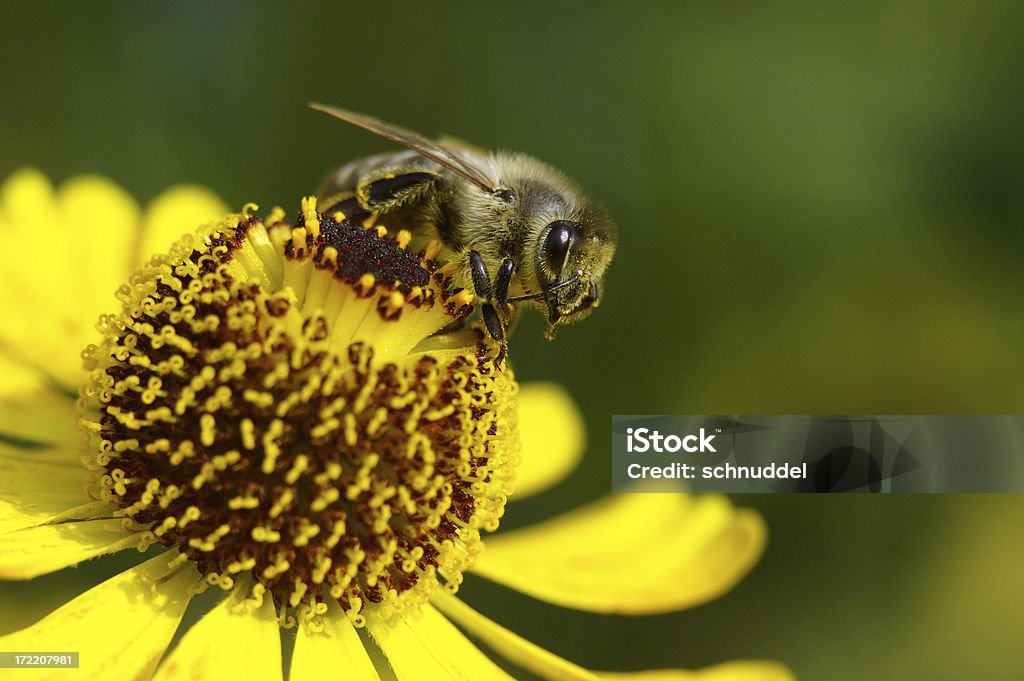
[311,104,617,363]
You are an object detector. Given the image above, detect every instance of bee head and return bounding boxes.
[474,154,617,335]
[535,209,616,335]
[452,151,617,335]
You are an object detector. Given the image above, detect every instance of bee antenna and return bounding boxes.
[506,291,546,303]
[547,274,581,293]
[506,273,581,304]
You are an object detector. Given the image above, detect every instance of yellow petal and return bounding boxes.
[0,170,76,384]
[58,175,140,307]
[433,593,795,681]
[472,494,766,614]
[0,170,139,387]
[433,591,599,681]
[0,169,60,260]
[0,438,82,469]
[292,601,380,681]
[0,500,112,538]
[369,604,514,680]
[0,171,226,393]
[0,518,136,579]
[139,185,229,266]
[0,454,93,533]
[0,380,78,447]
[0,352,46,398]
[153,582,283,681]
[596,662,797,681]
[0,500,50,535]
[0,166,58,214]
[0,550,198,680]
[514,383,586,498]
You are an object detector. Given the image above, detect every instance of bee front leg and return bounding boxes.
[492,258,515,307]
[480,304,505,344]
[469,251,515,366]
[469,250,494,302]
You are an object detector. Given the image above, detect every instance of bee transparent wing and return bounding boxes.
[436,134,488,157]
[310,103,497,194]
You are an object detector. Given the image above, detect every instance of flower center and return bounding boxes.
[78,201,518,628]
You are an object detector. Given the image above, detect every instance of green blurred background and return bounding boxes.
[2,1,1022,678]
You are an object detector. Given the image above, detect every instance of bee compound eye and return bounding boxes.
[542,220,577,271]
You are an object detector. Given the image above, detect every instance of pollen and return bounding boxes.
[78,199,517,629]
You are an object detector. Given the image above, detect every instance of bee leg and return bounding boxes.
[319,195,373,226]
[358,170,444,212]
[481,301,508,367]
[502,301,521,337]
[469,251,511,366]
[492,259,517,368]
[469,250,493,298]
[492,258,515,306]
[481,303,505,344]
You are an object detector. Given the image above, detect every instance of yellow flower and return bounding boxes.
[0,169,793,680]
